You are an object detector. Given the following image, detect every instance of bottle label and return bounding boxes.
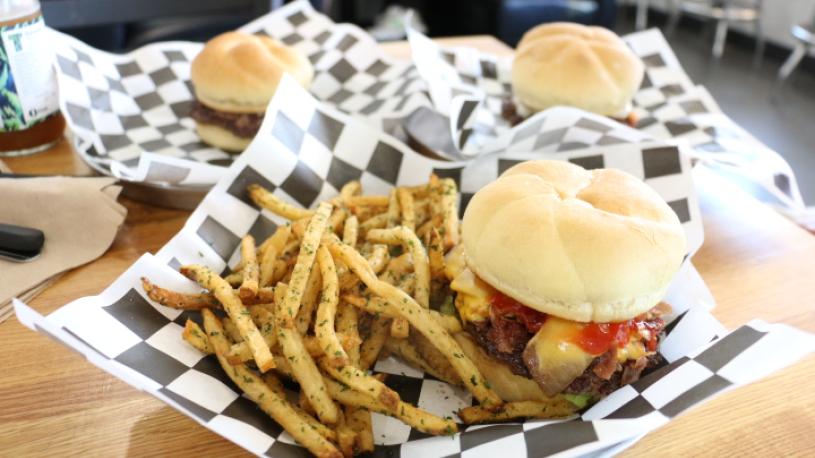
[0,15,59,132]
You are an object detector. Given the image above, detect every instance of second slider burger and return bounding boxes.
[447,160,685,406]
[506,23,644,126]
[190,32,314,152]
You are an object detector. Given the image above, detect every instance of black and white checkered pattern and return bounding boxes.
[240,4,430,125]
[13,74,815,457]
[53,33,223,168]
[151,76,702,271]
[407,27,806,211]
[14,273,814,458]
[52,0,433,184]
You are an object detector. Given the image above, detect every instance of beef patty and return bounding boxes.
[467,308,667,399]
[501,99,638,128]
[189,101,264,138]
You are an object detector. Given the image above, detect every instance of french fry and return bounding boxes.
[261,373,337,442]
[249,287,277,305]
[404,182,432,199]
[397,188,416,232]
[346,195,389,207]
[385,338,460,386]
[281,239,301,259]
[358,212,387,233]
[411,332,462,386]
[326,238,502,408]
[344,295,463,335]
[337,301,373,453]
[223,271,243,287]
[182,320,211,353]
[299,388,317,416]
[378,253,412,286]
[291,216,309,240]
[201,309,342,458]
[275,266,340,425]
[340,180,361,200]
[180,265,274,372]
[414,198,430,227]
[342,215,358,248]
[319,359,400,410]
[336,303,361,365]
[458,400,577,424]
[337,423,357,458]
[365,244,389,275]
[359,314,391,370]
[221,317,242,343]
[437,177,460,250]
[248,184,315,221]
[225,305,276,365]
[368,226,431,339]
[259,225,291,287]
[141,277,220,310]
[315,245,349,368]
[280,202,332,327]
[389,314,410,339]
[328,208,347,236]
[226,331,356,366]
[385,189,400,228]
[346,406,374,453]
[366,227,430,308]
[415,214,441,241]
[323,377,458,436]
[296,266,322,335]
[431,310,463,333]
[428,228,445,281]
[238,235,259,300]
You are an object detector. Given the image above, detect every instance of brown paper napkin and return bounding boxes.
[0,176,127,323]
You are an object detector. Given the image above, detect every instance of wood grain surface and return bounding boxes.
[1,36,813,458]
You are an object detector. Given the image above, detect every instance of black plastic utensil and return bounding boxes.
[0,223,45,262]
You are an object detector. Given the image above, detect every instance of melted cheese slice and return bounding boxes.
[446,245,493,323]
[451,268,494,323]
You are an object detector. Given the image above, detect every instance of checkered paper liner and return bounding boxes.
[52,0,431,187]
[14,75,814,457]
[406,28,805,211]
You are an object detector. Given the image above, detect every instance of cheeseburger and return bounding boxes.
[446,160,685,406]
[190,32,314,152]
[505,23,644,127]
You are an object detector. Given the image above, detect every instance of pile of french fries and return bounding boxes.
[141,175,574,457]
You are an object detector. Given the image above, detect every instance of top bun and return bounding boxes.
[461,160,685,323]
[191,32,314,114]
[511,23,644,116]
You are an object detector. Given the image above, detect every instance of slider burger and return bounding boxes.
[190,32,314,152]
[446,160,685,407]
[505,23,644,127]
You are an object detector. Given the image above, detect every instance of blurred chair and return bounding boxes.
[777,12,815,83]
[636,0,764,60]
[497,0,617,46]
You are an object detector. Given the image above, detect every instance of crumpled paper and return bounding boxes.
[1,177,126,322]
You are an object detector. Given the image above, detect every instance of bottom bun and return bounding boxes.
[196,122,252,153]
[454,333,550,402]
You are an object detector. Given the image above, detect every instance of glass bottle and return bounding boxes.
[0,0,65,156]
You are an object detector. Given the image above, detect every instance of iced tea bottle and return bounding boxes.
[0,0,65,156]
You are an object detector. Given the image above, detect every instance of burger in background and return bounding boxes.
[190,32,314,152]
[505,23,645,127]
[447,160,685,407]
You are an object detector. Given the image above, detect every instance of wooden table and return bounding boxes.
[2,36,814,457]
